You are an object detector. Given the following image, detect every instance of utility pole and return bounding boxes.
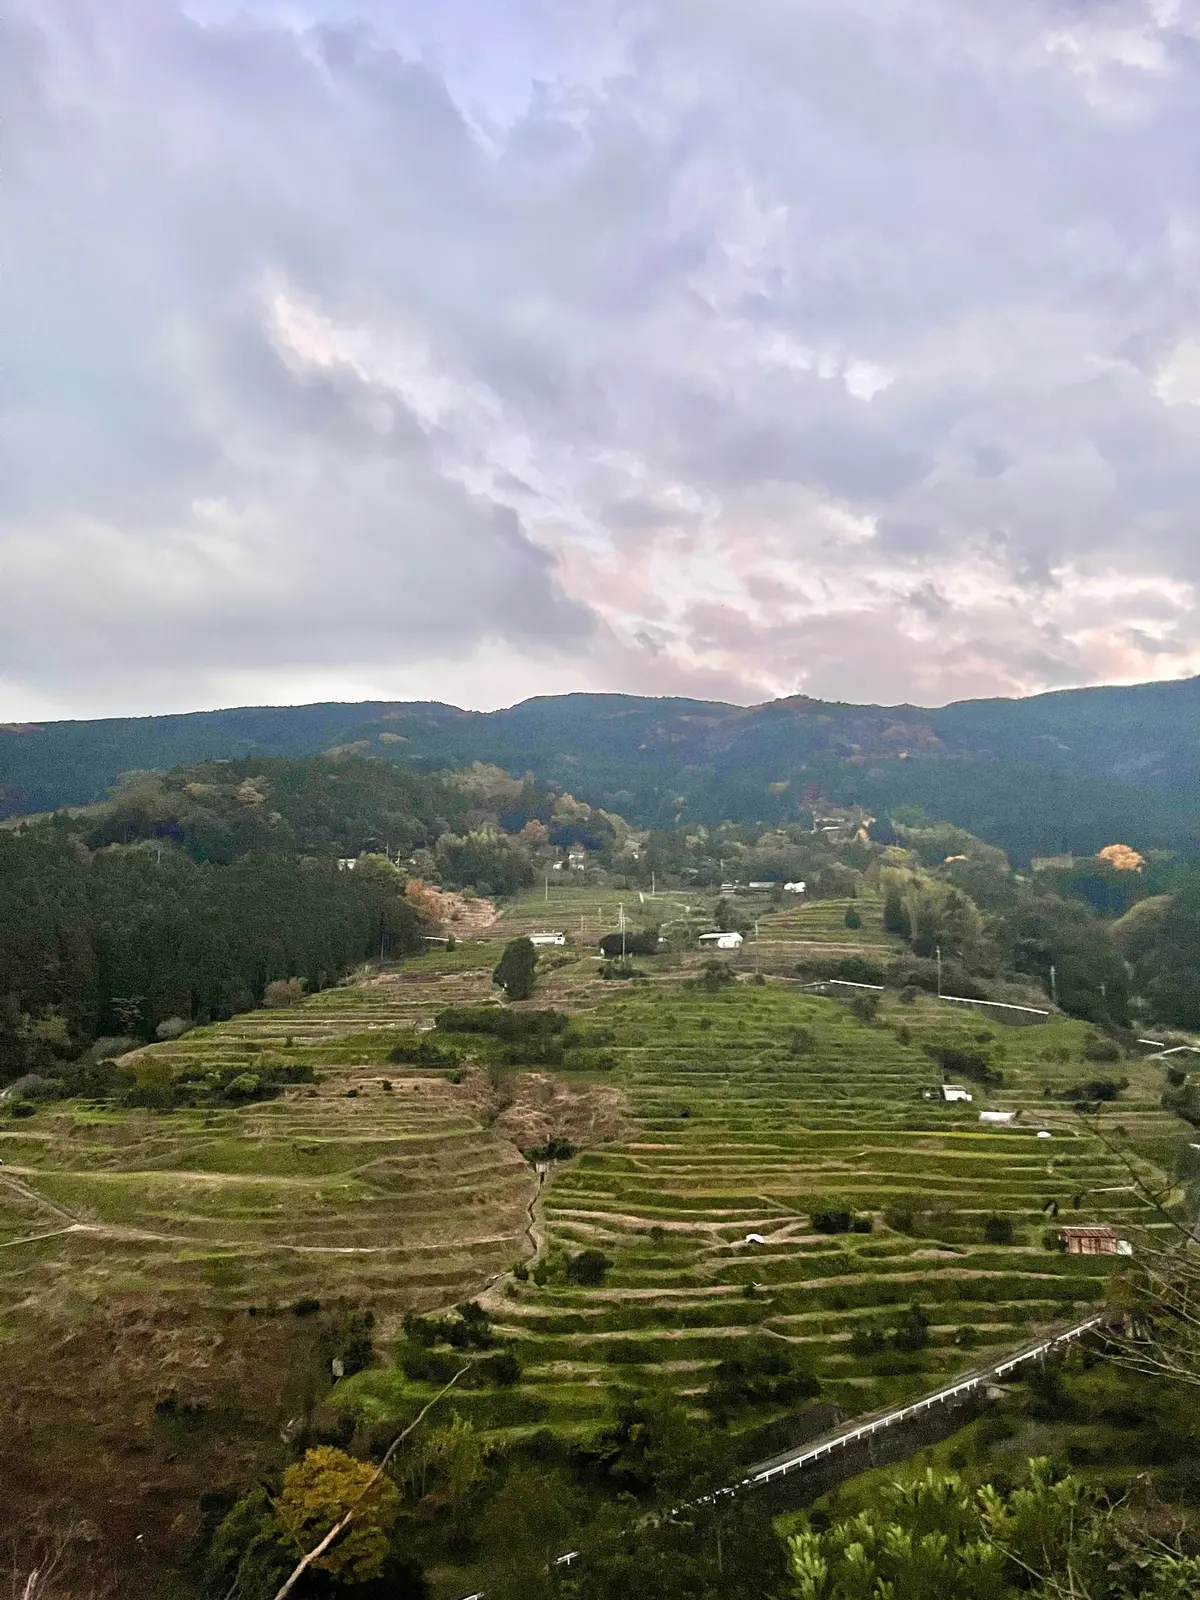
[1050,963,1058,1007]
[545,874,549,904]
[936,944,942,997]
[754,921,760,977]
[619,902,627,959]
[651,871,656,897]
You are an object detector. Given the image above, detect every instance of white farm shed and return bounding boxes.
[699,931,744,950]
[979,1110,1017,1125]
[942,1084,973,1103]
[529,931,567,947]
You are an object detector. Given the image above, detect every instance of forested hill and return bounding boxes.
[4,677,1200,861]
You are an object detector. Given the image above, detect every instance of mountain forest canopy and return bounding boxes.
[6,677,1200,864]
[5,742,1200,1086]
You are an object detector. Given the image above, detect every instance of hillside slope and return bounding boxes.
[4,678,1200,860]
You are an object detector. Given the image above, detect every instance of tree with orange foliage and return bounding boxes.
[1097,843,1145,873]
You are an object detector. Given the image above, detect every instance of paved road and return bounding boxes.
[457,1313,1107,1599]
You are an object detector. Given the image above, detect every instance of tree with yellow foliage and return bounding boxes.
[274,1446,401,1585]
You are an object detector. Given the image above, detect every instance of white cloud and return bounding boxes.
[3,0,1200,718]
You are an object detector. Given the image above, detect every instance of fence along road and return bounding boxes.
[739,1311,1104,1489]
[455,1312,1106,1600]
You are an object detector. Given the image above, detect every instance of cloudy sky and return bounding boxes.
[4,0,1200,719]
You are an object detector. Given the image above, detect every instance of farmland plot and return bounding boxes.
[478,979,1181,1436]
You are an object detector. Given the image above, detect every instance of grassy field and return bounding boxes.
[496,883,701,941]
[0,948,537,1594]
[456,976,1176,1441]
[496,884,902,953]
[0,910,1185,1593]
[332,919,1183,1461]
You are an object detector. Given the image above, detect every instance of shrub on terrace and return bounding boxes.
[1061,1075,1128,1103]
[1082,1031,1123,1062]
[983,1214,1016,1245]
[599,930,660,957]
[606,1339,654,1365]
[692,960,735,993]
[526,1137,577,1162]
[262,977,305,1008]
[810,1207,853,1234]
[388,1035,459,1067]
[155,1015,192,1040]
[706,1339,819,1420]
[892,1304,931,1352]
[565,1249,612,1287]
[849,993,879,1025]
[399,1341,463,1384]
[925,1043,1004,1088]
[493,937,538,1001]
[478,1349,522,1387]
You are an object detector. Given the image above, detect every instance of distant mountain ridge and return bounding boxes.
[4,677,1199,862]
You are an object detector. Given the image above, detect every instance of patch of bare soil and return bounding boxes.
[0,1293,337,1599]
[421,887,500,935]
[492,1072,629,1153]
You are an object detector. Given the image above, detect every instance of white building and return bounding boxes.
[699,930,744,950]
[336,857,357,871]
[979,1110,1016,1125]
[783,881,806,894]
[941,1084,973,1103]
[529,931,567,948]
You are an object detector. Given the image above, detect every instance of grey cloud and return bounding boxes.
[5,0,1200,715]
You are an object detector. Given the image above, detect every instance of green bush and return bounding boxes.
[435,1006,568,1041]
[493,938,538,1001]
[399,1341,463,1384]
[478,1349,522,1387]
[811,1207,853,1234]
[606,1339,654,1365]
[925,1044,1004,1089]
[1082,1032,1122,1063]
[706,1338,819,1419]
[565,1249,612,1287]
[526,1137,576,1162]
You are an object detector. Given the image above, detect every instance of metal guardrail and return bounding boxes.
[456,1314,1106,1598]
[742,1313,1104,1487]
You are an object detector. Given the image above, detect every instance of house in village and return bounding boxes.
[529,931,567,948]
[698,930,744,950]
[1059,1225,1127,1257]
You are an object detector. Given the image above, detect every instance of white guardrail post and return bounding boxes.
[455,1314,1106,1597]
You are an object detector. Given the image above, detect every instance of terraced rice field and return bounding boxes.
[755,893,899,949]
[0,949,535,1333]
[497,884,701,941]
[469,970,1182,1438]
[0,924,1184,1472]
